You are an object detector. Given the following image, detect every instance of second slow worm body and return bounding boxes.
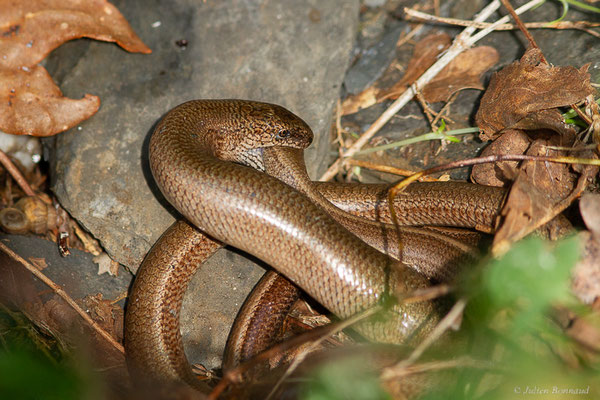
[124,100,506,390]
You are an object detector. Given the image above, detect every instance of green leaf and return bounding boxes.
[548,0,569,24]
[300,355,391,400]
[563,0,600,13]
[483,236,578,311]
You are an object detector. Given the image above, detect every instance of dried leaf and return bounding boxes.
[422,46,499,103]
[28,256,47,270]
[0,0,151,69]
[0,65,100,136]
[341,34,497,115]
[94,253,120,276]
[510,108,576,137]
[341,33,451,115]
[83,293,123,341]
[476,47,593,140]
[572,194,600,304]
[377,33,452,102]
[471,129,530,186]
[0,0,150,136]
[492,141,597,254]
[340,86,378,115]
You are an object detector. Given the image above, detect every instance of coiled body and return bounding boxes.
[124,100,505,389]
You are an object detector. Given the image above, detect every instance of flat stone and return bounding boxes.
[46,0,358,270]
[43,0,358,370]
[0,234,131,303]
[0,233,264,371]
[344,24,403,94]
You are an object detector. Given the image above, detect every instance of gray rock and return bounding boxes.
[364,0,387,7]
[0,233,264,372]
[344,24,402,94]
[44,0,358,370]
[0,234,131,303]
[46,0,358,269]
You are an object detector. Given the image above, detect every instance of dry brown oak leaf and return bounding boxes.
[341,33,498,115]
[377,33,452,102]
[342,33,451,115]
[0,66,100,135]
[475,47,593,141]
[420,46,498,103]
[492,140,597,256]
[0,0,151,136]
[0,0,151,68]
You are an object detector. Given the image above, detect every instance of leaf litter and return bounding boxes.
[0,0,151,136]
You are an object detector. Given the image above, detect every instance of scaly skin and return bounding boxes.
[124,100,506,390]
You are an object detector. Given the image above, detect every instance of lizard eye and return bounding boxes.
[276,129,291,139]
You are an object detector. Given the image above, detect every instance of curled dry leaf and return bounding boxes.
[0,66,100,136]
[342,33,498,115]
[472,46,597,254]
[0,0,151,69]
[0,0,151,136]
[475,47,593,140]
[341,33,451,115]
[471,129,530,186]
[377,33,451,102]
[492,140,598,255]
[421,46,499,103]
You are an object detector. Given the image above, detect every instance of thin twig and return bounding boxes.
[0,150,35,197]
[345,159,442,182]
[209,305,383,400]
[468,0,549,44]
[380,298,467,381]
[403,283,453,303]
[319,0,545,181]
[395,23,425,48]
[500,0,544,61]
[334,99,345,155]
[405,8,600,34]
[381,355,498,380]
[265,305,383,399]
[431,91,458,128]
[414,86,438,128]
[0,242,125,354]
[389,153,600,195]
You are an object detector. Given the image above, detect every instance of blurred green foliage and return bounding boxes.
[0,305,100,400]
[424,236,598,399]
[300,236,599,400]
[300,355,391,400]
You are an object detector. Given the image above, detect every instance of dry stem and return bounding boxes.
[319,0,545,181]
[0,149,35,197]
[380,298,467,381]
[405,8,600,38]
[0,242,125,354]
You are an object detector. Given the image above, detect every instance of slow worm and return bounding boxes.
[124,100,506,391]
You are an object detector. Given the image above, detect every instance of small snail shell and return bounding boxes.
[0,207,29,234]
[0,196,62,235]
[14,196,59,234]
